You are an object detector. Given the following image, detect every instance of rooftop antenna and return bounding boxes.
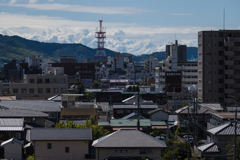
[175,34,176,41]
[223,7,225,30]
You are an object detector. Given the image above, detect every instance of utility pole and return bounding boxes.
[109,95,112,122]
[137,91,140,130]
[234,100,237,160]
[187,102,190,160]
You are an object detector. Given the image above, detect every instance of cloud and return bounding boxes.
[0,12,217,55]
[1,3,155,15]
[171,13,193,16]
[9,0,16,4]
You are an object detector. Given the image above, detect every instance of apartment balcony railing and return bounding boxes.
[224,70,234,75]
[225,60,234,66]
[224,79,234,84]
[225,51,234,56]
[225,88,234,94]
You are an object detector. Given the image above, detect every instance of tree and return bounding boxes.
[85,92,94,102]
[139,81,144,86]
[150,128,160,137]
[163,142,189,160]
[127,86,133,92]
[226,136,240,160]
[135,86,140,92]
[92,80,100,89]
[55,116,110,141]
[76,80,86,94]
[132,86,136,92]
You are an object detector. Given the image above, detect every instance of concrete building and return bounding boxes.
[198,30,240,103]
[144,55,159,73]
[166,40,187,62]
[112,52,124,70]
[10,67,68,99]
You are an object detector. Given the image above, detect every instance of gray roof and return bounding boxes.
[30,128,92,141]
[211,112,240,119]
[197,142,219,153]
[121,112,146,119]
[168,115,178,122]
[0,118,24,127]
[48,95,61,101]
[198,103,223,111]
[1,138,23,146]
[92,129,167,148]
[0,100,61,112]
[113,105,158,109]
[175,104,216,114]
[148,108,169,114]
[207,122,240,135]
[0,109,48,118]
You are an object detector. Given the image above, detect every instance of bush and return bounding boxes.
[27,155,34,160]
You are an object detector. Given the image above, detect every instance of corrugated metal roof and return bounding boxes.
[1,138,23,146]
[110,119,151,127]
[0,127,23,131]
[121,112,146,119]
[30,128,92,141]
[0,109,48,118]
[0,118,23,127]
[151,121,166,126]
[113,105,158,109]
[93,129,167,148]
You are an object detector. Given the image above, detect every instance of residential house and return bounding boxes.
[1,138,23,160]
[29,128,92,160]
[92,129,167,160]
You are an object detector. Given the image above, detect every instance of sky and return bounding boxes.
[0,0,239,55]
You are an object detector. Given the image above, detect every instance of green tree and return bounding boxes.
[163,142,189,160]
[136,86,140,92]
[55,116,110,141]
[150,128,160,137]
[92,80,100,89]
[132,86,136,92]
[226,136,240,160]
[76,80,86,94]
[85,92,94,102]
[139,81,144,86]
[27,155,34,160]
[127,86,133,92]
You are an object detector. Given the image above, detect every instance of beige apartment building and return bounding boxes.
[10,68,68,99]
[198,30,240,103]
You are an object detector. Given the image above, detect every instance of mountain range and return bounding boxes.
[0,34,197,63]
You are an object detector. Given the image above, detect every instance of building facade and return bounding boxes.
[198,30,240,103]
[166,40,187,62]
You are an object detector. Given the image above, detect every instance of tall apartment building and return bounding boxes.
[166,40,187,62]
[198,30,240,103]
[112,52,124,70]
[144,55,159,73]
[155,42,198,92]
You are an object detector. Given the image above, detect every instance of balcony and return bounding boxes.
[224,79,234,84]
[225,51,234,56]
[234,46,240,51]
[234,84,240,88]
[182,78,198,82]
[225,88,234,94]
[233,37,240,41]
[224,39,234,47]
[224,70,234,75]
[182,72,198,76]
[225,60,234,66]
[233,65,240,70]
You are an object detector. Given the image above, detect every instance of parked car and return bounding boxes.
[155,136,166,141]
[183,135,193,143]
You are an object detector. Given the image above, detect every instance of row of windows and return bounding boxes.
[47,143,69,153]
[29,78,66,84]
[13,88,66,94]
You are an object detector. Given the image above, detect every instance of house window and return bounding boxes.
[61,78,65,83]
[45,79,50,84]
[38,88,43,93]
[21,88,26,93]
[31,117,36,122]
[65,147,69,153]
[29,88,34,94]
[47,143,52,149]
[46,88,51,93]
[61,88,66,93]
[37,79,42,84]
[29,79,34,84]
[53,88,58,93]
[13,88,18,93]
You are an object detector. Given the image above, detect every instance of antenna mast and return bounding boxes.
[223,8,225,30]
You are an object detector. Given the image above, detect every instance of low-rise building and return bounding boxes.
[92,129,167,160]
[1,138,23,160]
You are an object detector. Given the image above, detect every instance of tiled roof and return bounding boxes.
[30,128,92,141]
[0,109,48,118]
[207,122,240,135]
[110,119,151,127]
[92,129,167,148]
[1,138,23,146]
[197,142,219,153]
[175,104,216,114]
[0,118,24,127]
[113,105,158,109]
[121,112,146,119]
[148,108,170,114]
[0,100,61,112]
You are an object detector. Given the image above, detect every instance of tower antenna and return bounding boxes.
[223,7,225,30]
[92,20,107,62]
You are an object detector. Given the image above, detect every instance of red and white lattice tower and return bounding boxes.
[92,20,107,62]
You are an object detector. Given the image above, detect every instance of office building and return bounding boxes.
[166,40,187,62]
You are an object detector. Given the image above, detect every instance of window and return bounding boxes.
[219,70,224,74]
[29,79,34,84]
[45,79,50,84]
[53,88,58,93]
[21,88,26,93]
[219,51,223,56]
[37,79,42,84]
[54,78,57,82]
[29,88,34,94]
[31,117,36,122]
[13,88,18,93]
[61,88,66,93]
[46,88,51,93]
[219,88,224,93]
[38,88,43,93]
[199,53,202,56]
[206,53,211,55]
[65,147,69,153]
[61,78,65,83]
[47,143,52,149]
[117,110,123,114]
